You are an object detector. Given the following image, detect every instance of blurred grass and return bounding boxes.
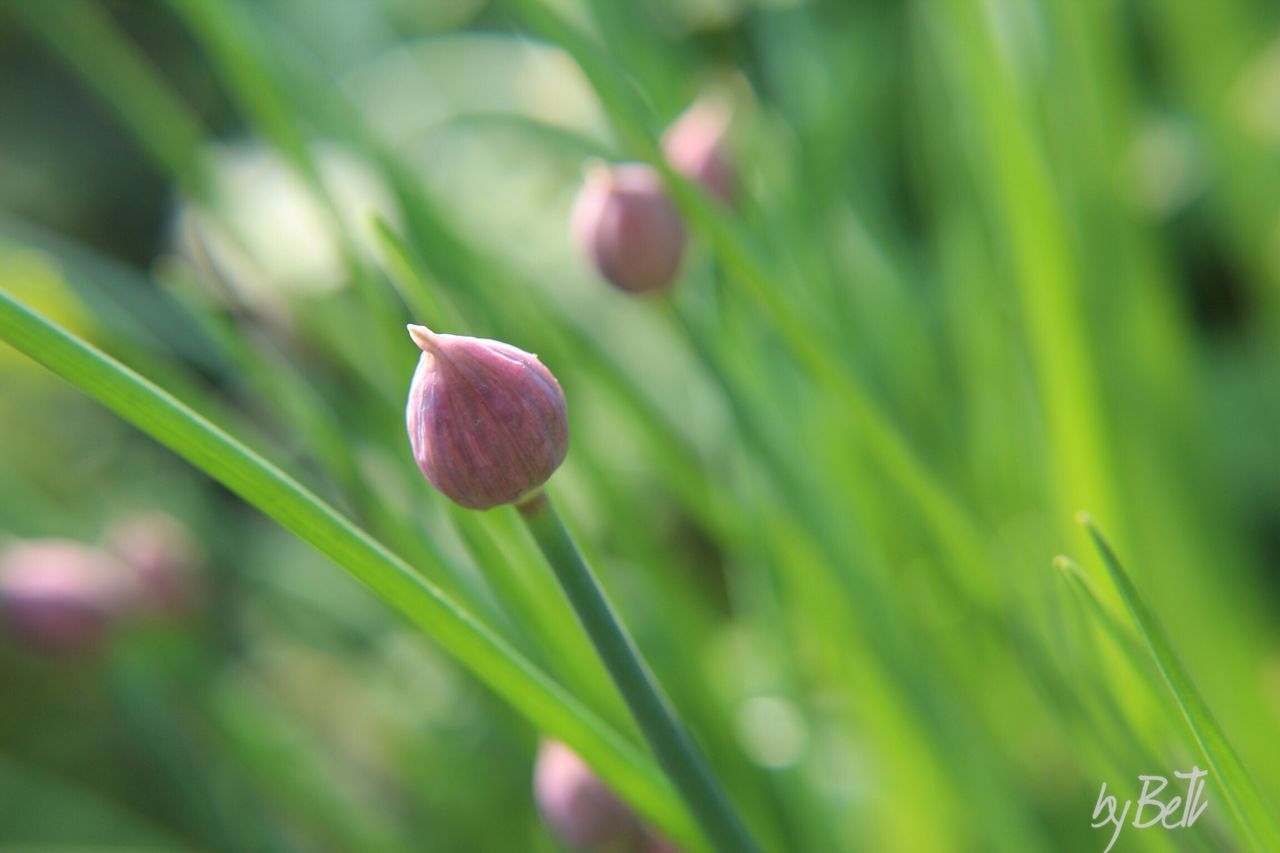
[0,0,1279,850]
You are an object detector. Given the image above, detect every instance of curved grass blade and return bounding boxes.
[1053,555,1147,672]
[1081,515,1280,851]
[0,288,702,851]
[368,214,465,332]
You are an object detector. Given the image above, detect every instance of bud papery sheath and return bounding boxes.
[405,325,568,510]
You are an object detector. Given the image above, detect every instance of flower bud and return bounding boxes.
[406,325,568,510]
[571,163,686,294]
[642,833,681,853]
[534,740,637,849]
[104,513,202,616]
[0,540,138,655]
[662,97,734,206]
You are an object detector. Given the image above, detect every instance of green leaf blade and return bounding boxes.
[1082,516,1280,852]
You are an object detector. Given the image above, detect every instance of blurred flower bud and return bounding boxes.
[641,832,681,853]
[0,541,138,655]
[104,513,202,616]
[571,163,686,294]
[406,325,568,510]
[534,740,637,850]
[662,97,734,206]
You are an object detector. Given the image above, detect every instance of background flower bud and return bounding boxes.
[662,97,735,206]
[104,512,202,616]
[406,325,568,510]
[0,540,139,655]
[571,163,686,294]
[534,740,637,850]
[641,832,681,853]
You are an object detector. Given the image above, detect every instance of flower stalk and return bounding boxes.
[516,490,759,853]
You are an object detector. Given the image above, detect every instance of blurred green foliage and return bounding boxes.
[1,0,1280,850]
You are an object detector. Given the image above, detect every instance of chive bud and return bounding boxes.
[663,97,735,206]
[534,740,638,849]
[571,163,686,294]
[0,541,137,655]
[104,513,201,616]
[405,325,568,510]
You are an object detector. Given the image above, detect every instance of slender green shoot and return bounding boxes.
[1081,514,1280,851]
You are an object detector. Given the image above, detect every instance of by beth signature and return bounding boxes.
[1092,766,1209,852]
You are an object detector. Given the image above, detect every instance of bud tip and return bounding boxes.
[408,324,438,353]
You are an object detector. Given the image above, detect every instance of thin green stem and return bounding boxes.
[517,492,760,853]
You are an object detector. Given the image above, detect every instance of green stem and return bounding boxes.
[517,492,759,853]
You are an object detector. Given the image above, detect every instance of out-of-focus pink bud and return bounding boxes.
[534,740,637,849]
[104,513,202,616]
[640,829,681,853]
[662,97,735,206]
[406,325,568,510]
[571,163,687,294]
[0,540,138,655]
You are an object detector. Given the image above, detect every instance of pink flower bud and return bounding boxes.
[0,540,138,655]
[104,513,202,616]
[534,740,636,849]
[642,832,681,853]
[406,325,568,510]
[571,163,686,294]
[662,97,734,206]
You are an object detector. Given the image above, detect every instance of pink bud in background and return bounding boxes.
[104,513,202,616]
[641,832,681,853]
[640,829,680,850]
[534,740,637,850]
[572,163,686,294]
[662,97,735,206]
[0,541,138,655]
[406,325,568,510]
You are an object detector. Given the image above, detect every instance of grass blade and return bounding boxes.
[368,214,465,332]
[1053,555,1148,672]
[931,1,1118,533]
[0,287,701,851]
[1081,514,1280,851]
